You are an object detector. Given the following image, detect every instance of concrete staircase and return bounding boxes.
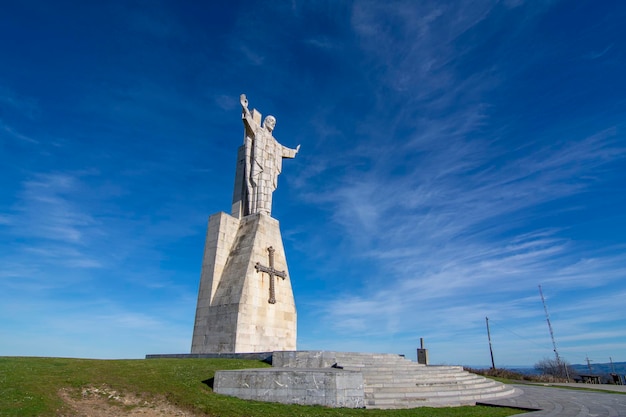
[215,351,520,409]
[329,352,518,408]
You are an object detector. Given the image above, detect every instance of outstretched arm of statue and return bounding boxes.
[240,94,254,126]
[281,143,300,159]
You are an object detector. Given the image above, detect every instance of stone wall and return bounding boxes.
[214,368,364,408]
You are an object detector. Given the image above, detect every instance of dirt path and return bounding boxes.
[58,385,196,416]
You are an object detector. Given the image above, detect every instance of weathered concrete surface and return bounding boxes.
[214,368,364,408]
[191,212,296,353]
[273,351,411,369]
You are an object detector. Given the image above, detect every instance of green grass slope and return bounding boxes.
[0,357,522,417]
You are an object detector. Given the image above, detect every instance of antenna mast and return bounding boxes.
[539,285,570,382]
[486,317,496,370]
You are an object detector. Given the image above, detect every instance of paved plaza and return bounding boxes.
[481,383,626,416]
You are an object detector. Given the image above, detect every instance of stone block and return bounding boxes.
[214,368,365,408]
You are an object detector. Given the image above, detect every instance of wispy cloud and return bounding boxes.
[0,167,211,294]
[239,44,266,66]
[0,295,194,358]
[0,172,106,294]
[305,121,626,361]
[214,94,238,111]
[351,1,495,96]
[316,126,624,249]
[583,44,613,60]
[0,119,39,144]
[8,172,98,243]
[0,86,39,117]
[1,0,624,365]
[0,88,41,144]
[22,246,103,269]
[290,1,626,364]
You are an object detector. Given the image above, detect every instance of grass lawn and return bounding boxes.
[0,356,524,416]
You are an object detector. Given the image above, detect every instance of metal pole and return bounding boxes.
[539,285,570,382]
[610,357,621,385]
[486,317,496,370]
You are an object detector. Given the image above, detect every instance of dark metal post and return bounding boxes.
[486,317,495,370]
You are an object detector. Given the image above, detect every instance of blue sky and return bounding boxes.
[1,1,625,367]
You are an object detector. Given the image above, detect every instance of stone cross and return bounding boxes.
[255,246,286,304]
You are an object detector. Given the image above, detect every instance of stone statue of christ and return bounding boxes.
[240,94,300,216]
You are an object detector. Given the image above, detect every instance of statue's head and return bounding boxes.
[263,115,276,132]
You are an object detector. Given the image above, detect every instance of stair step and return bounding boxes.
[367,384,508,395]
[365,382,502,392]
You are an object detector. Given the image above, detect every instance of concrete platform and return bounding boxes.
[213,350,518,408]
[145,352,273,362]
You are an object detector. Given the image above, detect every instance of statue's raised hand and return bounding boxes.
[240,94,248,108]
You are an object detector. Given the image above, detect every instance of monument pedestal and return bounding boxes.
[191,212,297,353]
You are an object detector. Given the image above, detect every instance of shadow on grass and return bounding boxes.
[202,377,214,389]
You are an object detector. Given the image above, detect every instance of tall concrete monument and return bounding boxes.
[191,94,299,353]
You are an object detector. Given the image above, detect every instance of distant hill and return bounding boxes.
[506,362,626,378]
[570,361,626,376]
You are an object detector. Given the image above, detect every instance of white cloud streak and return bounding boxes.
[10,173,97,243]
[287,0,626,365]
